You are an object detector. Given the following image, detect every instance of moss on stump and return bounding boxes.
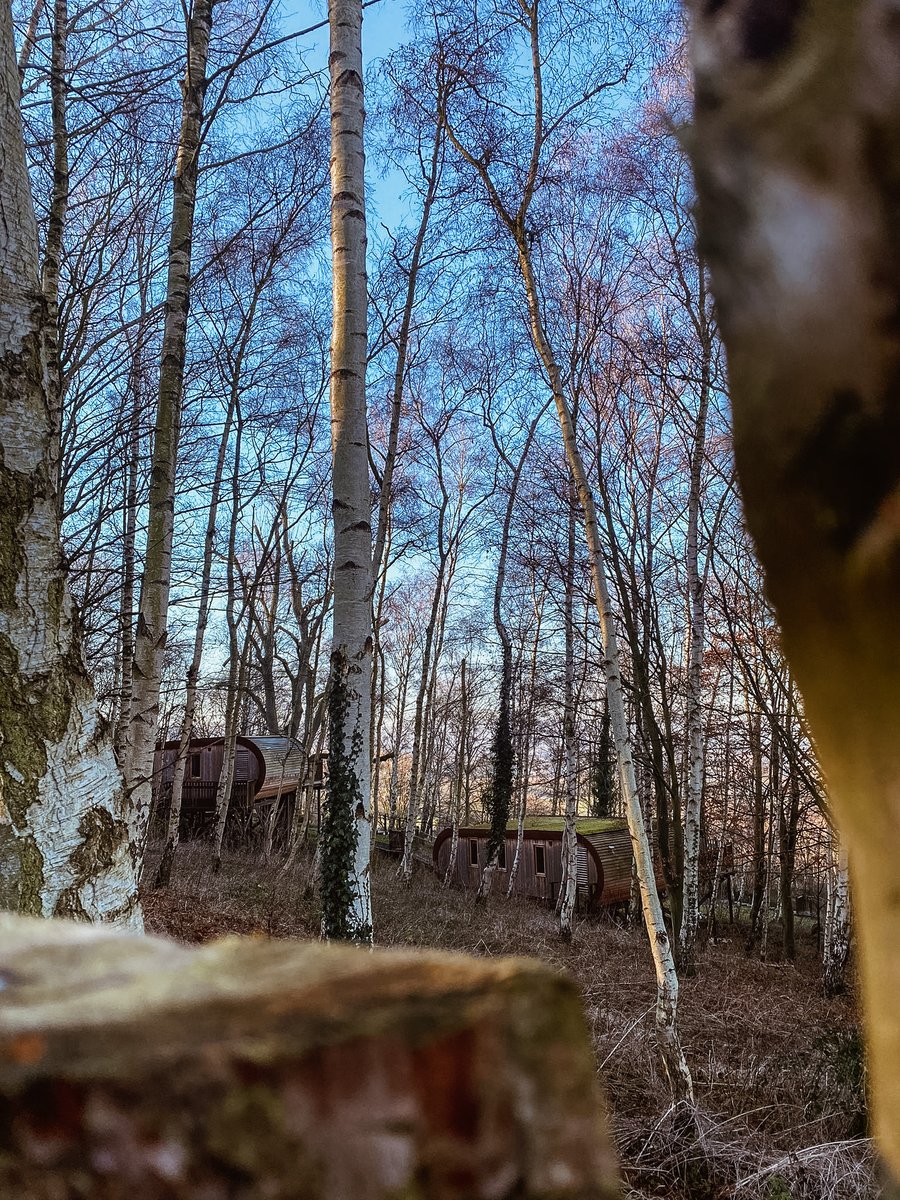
[0,916,619,1198]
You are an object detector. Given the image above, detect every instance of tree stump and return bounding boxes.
[0,916,619,1198]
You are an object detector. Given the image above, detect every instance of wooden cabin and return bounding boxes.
[433,817,662,910]
[153,735,318,842]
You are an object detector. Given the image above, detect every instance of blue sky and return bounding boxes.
[287,0,406,63]
[285,0,412,234]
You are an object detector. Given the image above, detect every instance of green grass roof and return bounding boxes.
[463,816,627,835]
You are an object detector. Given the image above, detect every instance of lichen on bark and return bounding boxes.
[0,0,140,926]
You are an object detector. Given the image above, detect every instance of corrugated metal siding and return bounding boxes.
[584,825,664,905]
[245,737,305,789]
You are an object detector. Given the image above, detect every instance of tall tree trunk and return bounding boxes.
[123,0,213,855]
[17,0,44,80]
[320,0,373,942]
[516,238,692,1102]
[399,577,443,881]
[746,708,766,953]
[707,668,734,938]
[153,401,233,888]
[507,589,544,899]
[0,1,140,926]
[559,483,578,941]
[679,304,711,975]
[443,658,467,888]
[40,0,67,490]
[824,835,851,997]
[779,762,800,961]
[114,358,141,763]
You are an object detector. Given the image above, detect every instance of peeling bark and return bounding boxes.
[0,0,140,926]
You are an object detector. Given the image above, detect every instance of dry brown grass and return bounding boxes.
[141,842,878,1200]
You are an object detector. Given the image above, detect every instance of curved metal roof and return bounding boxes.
[244,737,306,786]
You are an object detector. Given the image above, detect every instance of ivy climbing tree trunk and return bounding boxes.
[475,405,546,903]
[320,0,373,941]
[0,0,141,926]
[689,0,900,1172]
[122,0,213,857]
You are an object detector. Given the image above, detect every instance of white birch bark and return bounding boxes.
[323,0,373,940]
[0,0,140,926]
[824,836,851,997]
[517,238,693,1102]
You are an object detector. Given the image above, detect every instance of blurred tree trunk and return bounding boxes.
[0,0,140,925]
[320,0,373,941]
[689,0,900,1170]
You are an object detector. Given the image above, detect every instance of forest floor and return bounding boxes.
[141,842,877,1200]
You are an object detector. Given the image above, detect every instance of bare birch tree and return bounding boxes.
[434,0,693,1101]
[0,0,141,925]
[320,0,373,941]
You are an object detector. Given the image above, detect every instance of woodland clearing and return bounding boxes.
[143,844,873,1200]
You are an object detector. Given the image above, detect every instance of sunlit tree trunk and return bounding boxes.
[516,237,692,1102]
[441,0,692,1096]
[0,0,140,926]
[123,0,213,855]
[320,0,373,942]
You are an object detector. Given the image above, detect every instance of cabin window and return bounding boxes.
[498,840,506,869]
[534,844,546,876]
[469,839,479,866]
[190,753,202,779]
